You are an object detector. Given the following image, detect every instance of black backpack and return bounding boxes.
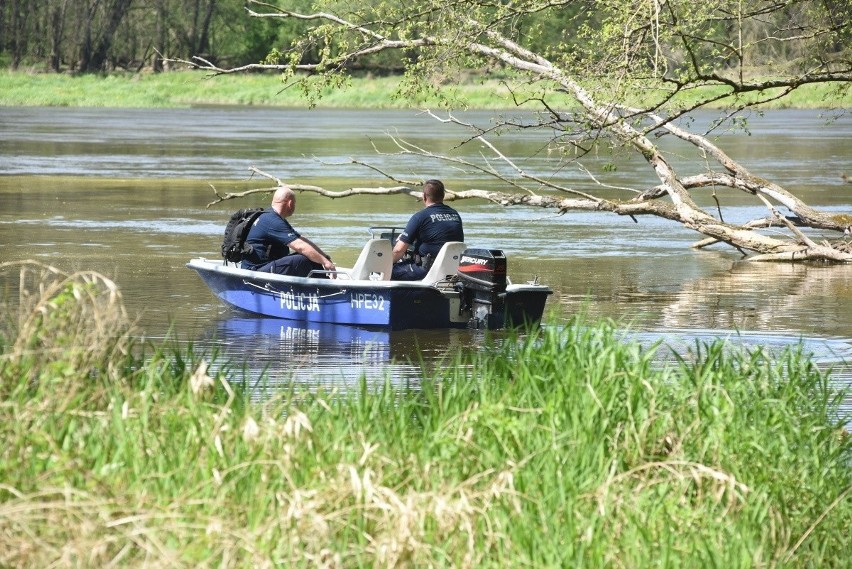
[221,208,265,263]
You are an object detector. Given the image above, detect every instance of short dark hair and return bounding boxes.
[423,179,445,203]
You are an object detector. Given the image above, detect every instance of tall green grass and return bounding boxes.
[0,70,516,109]
[0,262,849,567]
[1,69,849,110]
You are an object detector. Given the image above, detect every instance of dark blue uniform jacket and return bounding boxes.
[399,203,464,258]
[241,209,300,270]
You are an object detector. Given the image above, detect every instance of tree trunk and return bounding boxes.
[48,0,67,72]
[153,0,165,72]
[76,0,96,72]
[196,0,216,57]
[9,0,22,69]
[79,0,134,72]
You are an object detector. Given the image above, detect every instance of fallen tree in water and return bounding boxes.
[208,161,852,263]
[184,0,851,262]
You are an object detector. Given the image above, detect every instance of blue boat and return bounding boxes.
[188,231,552,330]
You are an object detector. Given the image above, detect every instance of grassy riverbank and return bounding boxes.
[1,262,850,567]
[1,69,849,109]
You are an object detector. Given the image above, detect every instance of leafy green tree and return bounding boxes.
[189,0,852,262]
[77,0,135,72]
[0,0,313,71]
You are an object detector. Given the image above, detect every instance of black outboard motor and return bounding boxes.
[456,248,508,329]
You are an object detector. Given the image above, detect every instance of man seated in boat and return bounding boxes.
[391,179,464,281]
[242,186,336,277]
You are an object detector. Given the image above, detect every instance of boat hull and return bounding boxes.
[187,258,551,330]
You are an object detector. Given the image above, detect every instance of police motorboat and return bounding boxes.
[187,228,552,330]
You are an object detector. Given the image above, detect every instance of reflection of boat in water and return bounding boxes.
[219,316,391,362]
[215,316,481,366]
[206,316,491,394]
[209,317,403,392]
[188,231,552,330]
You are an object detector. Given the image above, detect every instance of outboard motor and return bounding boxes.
[456,248,507,329]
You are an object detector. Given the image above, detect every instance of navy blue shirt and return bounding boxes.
[241,209,301,269]
[399,203,464,258]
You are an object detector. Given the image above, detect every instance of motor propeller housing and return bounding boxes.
[456,248,508,329]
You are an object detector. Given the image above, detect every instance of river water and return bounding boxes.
[0,106,850,412]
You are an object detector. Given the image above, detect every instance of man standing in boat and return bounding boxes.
[391,179,464,280]
[242,186,336,277]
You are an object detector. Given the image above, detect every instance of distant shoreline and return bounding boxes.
[1,70,849,110]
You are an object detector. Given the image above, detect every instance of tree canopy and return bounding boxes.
[0,0,313,72]
[189,0,851,262]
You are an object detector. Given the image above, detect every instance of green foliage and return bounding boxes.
[2,0,849,121]
[1,65,847,112]
[1,274,849,567]
[0,262,134,399]
[255,0,851,115]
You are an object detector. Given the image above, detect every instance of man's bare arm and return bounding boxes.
[289,237,335,270]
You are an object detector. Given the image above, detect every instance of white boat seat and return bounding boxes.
[347,238,393,281]
[421,241,467,284]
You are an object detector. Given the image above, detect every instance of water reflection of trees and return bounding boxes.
[659,262,852,336]
[549,258,851,339]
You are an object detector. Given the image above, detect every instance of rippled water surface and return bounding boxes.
[1,106,850,417]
